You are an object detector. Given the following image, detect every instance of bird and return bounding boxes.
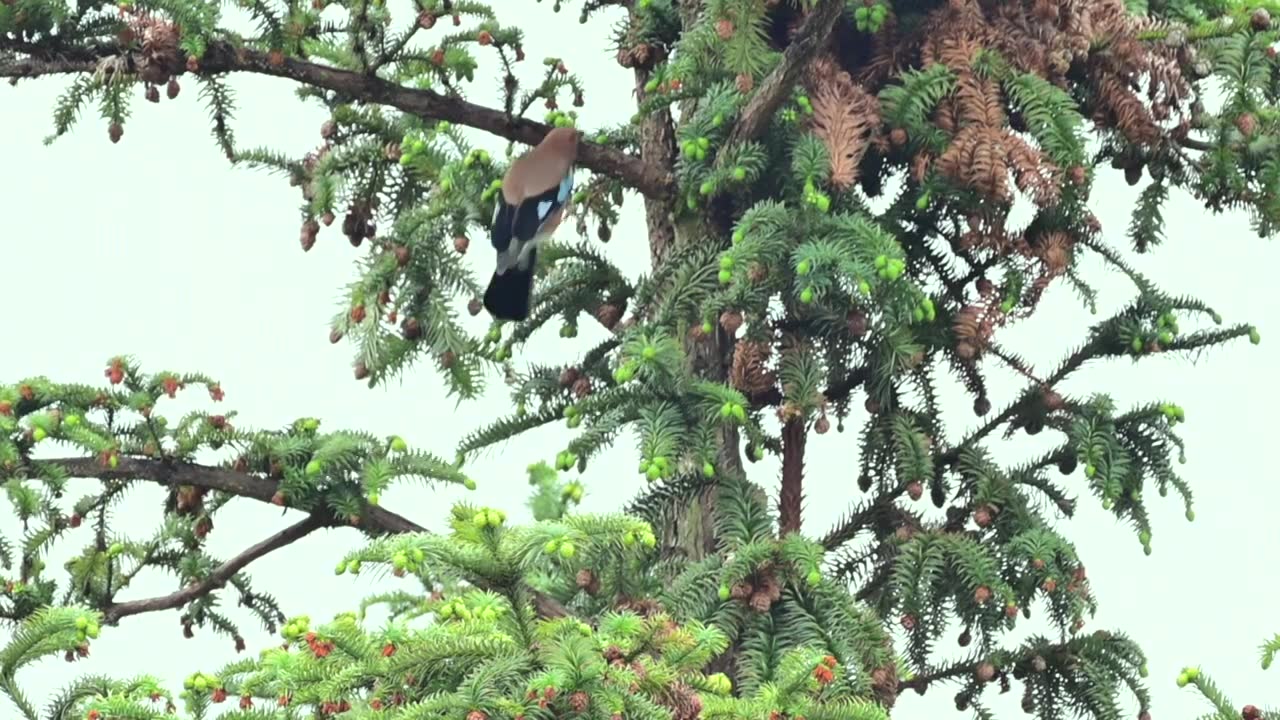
[483,127,581,322]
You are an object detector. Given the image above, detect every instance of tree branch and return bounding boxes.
[724,0,846,148]
[100,514,329,624]
[52,456,422,533]
[48,455,571,618]
[1,42,676,200]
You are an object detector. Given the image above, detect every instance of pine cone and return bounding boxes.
[973,396,991,416]
[748,591,773,613]
[614,597,662,617]
[974,504,997,528]
[870,665,899,709]
[846,310,867,337]
[572,377,592,398]
[814,415,831,434]
[729,340,775,396]
[758,571,781,602]
[575,568,600,595]
[719,310,743,334]
[559,366,580,387]
[1236,113,1258,137]
[658,682,702,720]
[594,303,622,329]
[138,19,180,83]
[568,692,590,712]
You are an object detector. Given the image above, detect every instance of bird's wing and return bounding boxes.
[491,195,522,273]
[511,171,574,245]
[491,199,516,252]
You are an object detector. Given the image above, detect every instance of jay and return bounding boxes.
[483,127,580,321]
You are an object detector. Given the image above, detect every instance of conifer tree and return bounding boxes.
[2,0,1278,719]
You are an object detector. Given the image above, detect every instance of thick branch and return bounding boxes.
[49,455,570,617]
[1,42,676,200]
[724,0,846,147]
[53,456,421,533]
[101,514,329,624]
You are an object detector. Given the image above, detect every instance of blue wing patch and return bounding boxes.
[556,173,574,204]
[511,169,574,244]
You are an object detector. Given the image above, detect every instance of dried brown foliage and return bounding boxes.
[852,0,1193,206]
[729,340,776,397]
[805,56,881,189]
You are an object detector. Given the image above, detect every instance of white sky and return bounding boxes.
[1,3,1277,717]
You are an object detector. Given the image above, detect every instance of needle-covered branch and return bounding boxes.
[723,0,846,149]
[1,41,675,200]
[50,455,424,534]
[100,514,330,625]
[0,357,578,642]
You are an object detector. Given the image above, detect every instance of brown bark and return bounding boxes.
[724,0,847,149]
[101,514,328,624]
[778,416,807,535]
[632,71,677,265]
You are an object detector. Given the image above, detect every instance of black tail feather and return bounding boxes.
[483,264,536,321]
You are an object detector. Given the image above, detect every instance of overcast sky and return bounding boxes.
[1,3,1277,718]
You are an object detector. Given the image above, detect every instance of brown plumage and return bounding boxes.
[502,127,580,204]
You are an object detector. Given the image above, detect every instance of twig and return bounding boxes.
[100,514,330,624]
[0,42,676,200]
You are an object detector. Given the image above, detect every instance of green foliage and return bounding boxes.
[6,0,1280,718]
[1174,636,1279,719]
[0,359,471,645]
[8,503,894,720]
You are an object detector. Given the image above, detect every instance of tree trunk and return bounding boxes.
[778,416,806,535]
